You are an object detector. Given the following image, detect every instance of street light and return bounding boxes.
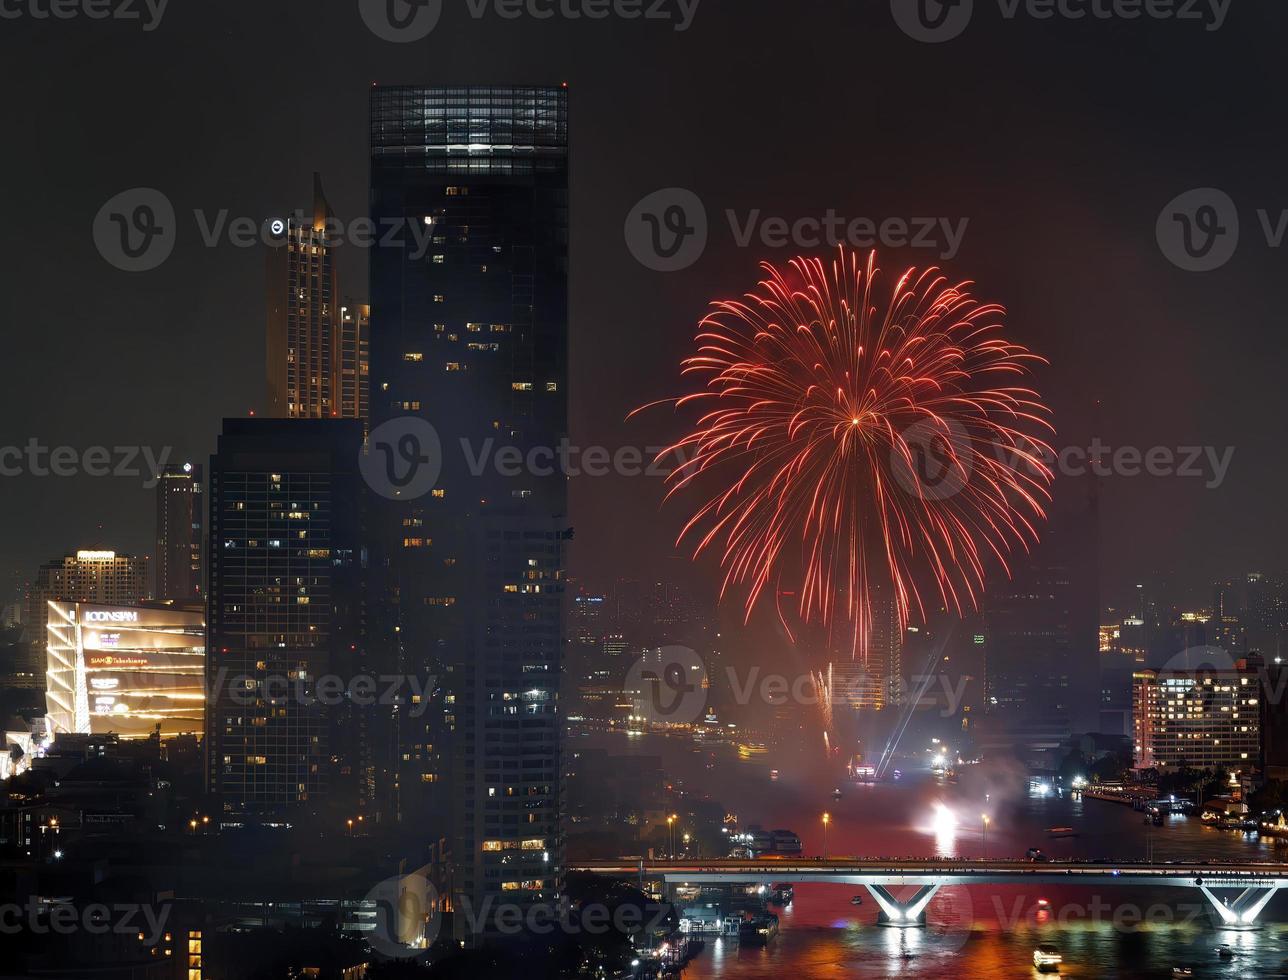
[981,814,990,859]
[822,812,831,859]
[667,814,676,857]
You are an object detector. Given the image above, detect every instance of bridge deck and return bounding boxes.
[572,859,1288,889]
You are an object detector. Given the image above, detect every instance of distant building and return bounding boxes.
[44,600,204,739]
[155,462,203,602]
[0,622,40,692]
[205,418,372,825]
[265,174,369,422]
[338,301,370,424]
[1133,657,1260,773]
[24,551,149,692]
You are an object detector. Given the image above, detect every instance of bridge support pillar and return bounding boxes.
[866,884,941,927]
[1197,884,1282,929]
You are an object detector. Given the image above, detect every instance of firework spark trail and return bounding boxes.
[636,247,1054,658]
[813,663,834,732]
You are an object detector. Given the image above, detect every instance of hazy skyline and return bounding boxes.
[2,1,1284,611]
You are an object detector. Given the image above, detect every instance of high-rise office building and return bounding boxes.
[1133,657,1260,773]
[369,84,569,932]
[156,462,203,602]
[266,175,370,422]
[205,419,372,825]
[24,551,149,692]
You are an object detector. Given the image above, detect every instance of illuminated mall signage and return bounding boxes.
[85,610,139,623]
[87,654,149,669]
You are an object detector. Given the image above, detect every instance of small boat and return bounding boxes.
[1033,944,1062,972]
[1035,898,1051,910]
[1172,968,1194,978]
[832,788,843,800]
[1217,944,1233,959]
[850,895,864,906]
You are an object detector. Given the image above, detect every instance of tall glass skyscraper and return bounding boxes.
[368,85,569,934]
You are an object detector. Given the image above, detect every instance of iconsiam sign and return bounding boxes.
[45,601,205,738]
[638,247,1055,658]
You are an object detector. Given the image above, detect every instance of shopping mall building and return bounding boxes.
[45,600,205,738]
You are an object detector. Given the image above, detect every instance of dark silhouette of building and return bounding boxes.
[368,84,569,935]
[205,418,372,826]
[155,462,203,602]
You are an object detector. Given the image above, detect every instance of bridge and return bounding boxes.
[572,859,1288,930]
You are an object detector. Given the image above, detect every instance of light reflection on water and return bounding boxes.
[601,731,1288,977]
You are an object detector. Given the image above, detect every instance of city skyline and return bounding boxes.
[3,5,1286,611]
[2,4,1287,976]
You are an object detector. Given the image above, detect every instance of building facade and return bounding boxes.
[266,175,369,423]
[24,551,150,693]
[205,419,373,825]
[369,84,569,930]
[44,600,204,738]
[156,462,203,602]
[1133,660,1261,773]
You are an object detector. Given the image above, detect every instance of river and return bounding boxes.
[591,730,1288,977]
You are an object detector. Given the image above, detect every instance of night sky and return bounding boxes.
[1,0,1283,612]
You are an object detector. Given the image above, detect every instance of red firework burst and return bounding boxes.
[638,248,1055,657]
